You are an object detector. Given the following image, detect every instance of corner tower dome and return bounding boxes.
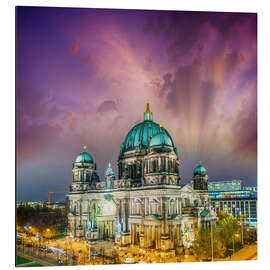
[193,161,207,175]
[105,162,115,177]
[75,146,94,163]
[120,99,175,154]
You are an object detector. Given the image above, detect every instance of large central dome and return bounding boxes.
[120,101,175,153]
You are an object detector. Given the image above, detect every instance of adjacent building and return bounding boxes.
[208,180,257,228]
[208,179,242,192]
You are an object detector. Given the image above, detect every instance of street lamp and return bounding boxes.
[23,226,29,254]
[232,233,240,255]
[22,234,25,254]
[35,233,41,256]
[210,221,214,262]
[239,212,244,247]
[88,239,91,263]
[69,235,74,265]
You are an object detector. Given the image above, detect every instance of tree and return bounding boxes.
[216,212,242,255]
[16,204,68,238]
[193,226,226,261]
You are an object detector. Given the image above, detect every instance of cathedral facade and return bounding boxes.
[67,101,216,251]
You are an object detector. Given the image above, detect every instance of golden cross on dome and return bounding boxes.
[146,95,150,113]
[198,160,202,165]
[83,145,87,151]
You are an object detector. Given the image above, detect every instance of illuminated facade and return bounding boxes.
[67,101,216,251]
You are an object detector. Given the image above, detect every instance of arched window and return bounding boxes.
[183,198,189,207]
[135,200,141,215]
[150,199,159,215]
[170,199,175,214]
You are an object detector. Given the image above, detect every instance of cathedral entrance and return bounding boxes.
[97,200,117,241]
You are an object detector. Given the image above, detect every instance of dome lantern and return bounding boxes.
[144,96,153,121]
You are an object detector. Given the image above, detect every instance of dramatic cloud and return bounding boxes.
[97,100,119,114]
[16,7,257,201]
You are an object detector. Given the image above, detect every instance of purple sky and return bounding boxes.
[16,7,257,202]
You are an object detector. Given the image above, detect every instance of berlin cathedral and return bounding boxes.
[67,100,216,252]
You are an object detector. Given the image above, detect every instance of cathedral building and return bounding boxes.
[67,101,216,251]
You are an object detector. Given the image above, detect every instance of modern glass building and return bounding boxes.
[243,186,257,192]
[207,180,257,228]
[208,179,242,191]
[209,190,257,199]
[210,197,257,228]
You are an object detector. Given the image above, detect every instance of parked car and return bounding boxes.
[124,258,134,264]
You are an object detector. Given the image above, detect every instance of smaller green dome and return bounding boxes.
[194,164,207,175]
[75,151,93,163]
[149,132,173,147]
[105,163,115,177]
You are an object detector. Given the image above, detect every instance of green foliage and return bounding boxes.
[217,212,242,254]
[193,212,250,260]
[193,226,226,260]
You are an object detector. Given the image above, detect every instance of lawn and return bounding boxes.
[16,256,31,265]
[16,256,43,267]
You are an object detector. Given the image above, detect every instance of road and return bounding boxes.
[17,238,258,265]
[229,243,257,261]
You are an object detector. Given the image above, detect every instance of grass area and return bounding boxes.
[16,256,31,265]
[16,256,44,267]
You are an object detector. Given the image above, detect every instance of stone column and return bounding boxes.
[145,198,149,216]
[120,198,131,246]
[79,199,82,226]
[160,197,170,251]
[139,199,146,248]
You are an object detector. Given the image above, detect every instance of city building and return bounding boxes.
[67,101,216,251]
[243,186,257,192]
[208,179,242,191]
[210,197,257,228]
[16,201,45,208]
[207,180,257,228]
[47,201,67,210]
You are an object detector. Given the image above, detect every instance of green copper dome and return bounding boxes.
[194,164,207,175]
[121,121,174,153]
[75,151,93,163]
[149,131,173,147]
[120,100,175,154]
